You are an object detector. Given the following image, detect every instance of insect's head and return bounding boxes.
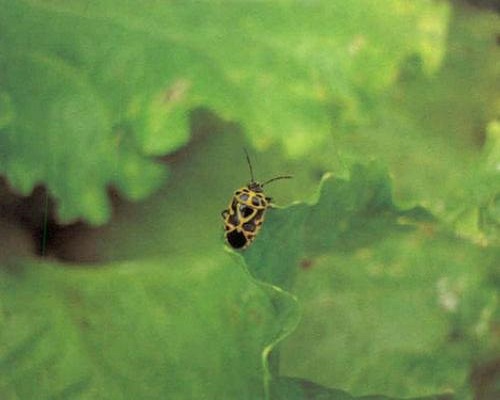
[247,181,264,192]
[244,148,292,191]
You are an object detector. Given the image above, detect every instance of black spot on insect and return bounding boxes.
[221,149,292,250]
[226,230,248,249]
[229,213,239,226]
[243,222,256,232]
[240,206,253,218]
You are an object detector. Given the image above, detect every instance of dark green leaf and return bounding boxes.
[0,251,299,399]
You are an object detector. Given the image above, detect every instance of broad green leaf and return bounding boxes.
[280,228,498,399]
[243,165,498,398]
[0,0,449,223]
[0,251,299,399]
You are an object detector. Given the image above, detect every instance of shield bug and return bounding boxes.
[221,149,292,250]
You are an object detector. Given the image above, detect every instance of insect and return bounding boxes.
[221,149,292,250]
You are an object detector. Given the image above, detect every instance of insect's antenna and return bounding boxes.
[243,148,255,182]
[262,175,293,187]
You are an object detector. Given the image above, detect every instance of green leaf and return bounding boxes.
[280,228,498,399]
[0,251,299,399]
[0,0,449,223]
[245,163,432,290]
[243,164,498,398]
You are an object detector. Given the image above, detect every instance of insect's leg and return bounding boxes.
[221,210,229,219]
[265,197,274,208]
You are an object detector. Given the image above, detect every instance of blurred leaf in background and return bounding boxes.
[326,5,500,244]
[0,0,449,223]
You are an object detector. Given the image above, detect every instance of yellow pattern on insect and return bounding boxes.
[221,150,292,250]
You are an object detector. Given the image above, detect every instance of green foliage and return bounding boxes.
[0,253,299,399]
[0,1,498,399]
[326,6,500,243]
[0,0,449,223]
[244,166,497,398]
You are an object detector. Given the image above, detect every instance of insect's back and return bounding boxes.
[222,185,269,249]
[221,149,291,250]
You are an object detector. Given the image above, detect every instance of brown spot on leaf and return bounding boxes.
[300,258,315,269]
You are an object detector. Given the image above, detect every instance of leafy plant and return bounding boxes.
[0,1,498,399]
